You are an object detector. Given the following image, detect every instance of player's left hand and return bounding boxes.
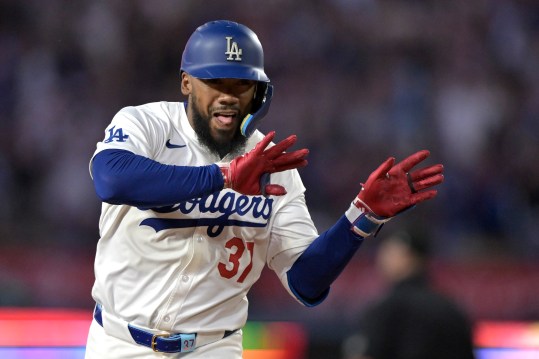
[345,150,444,237]
[359,150,444,217]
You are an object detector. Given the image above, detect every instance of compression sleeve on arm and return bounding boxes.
[287,215,364,306]
[91,149,224,207]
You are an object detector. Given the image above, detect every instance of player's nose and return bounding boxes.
[217,90,240,106]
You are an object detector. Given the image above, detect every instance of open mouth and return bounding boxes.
[213,111,238,127]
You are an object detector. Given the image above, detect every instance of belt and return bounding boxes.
[93,304,238,353]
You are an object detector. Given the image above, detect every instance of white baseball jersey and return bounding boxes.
[89,101,318,337]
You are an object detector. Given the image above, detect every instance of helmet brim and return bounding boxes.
[182,63,269,82]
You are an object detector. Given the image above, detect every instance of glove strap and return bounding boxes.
[217,162,231,189]
[345,197,391,238]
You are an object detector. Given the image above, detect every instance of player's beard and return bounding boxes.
[190,96,247,159]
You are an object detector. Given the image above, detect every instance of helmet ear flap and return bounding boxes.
[252,83,267,114]
[240,84,273,137]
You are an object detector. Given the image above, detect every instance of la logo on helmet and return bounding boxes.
[225,37,242,61]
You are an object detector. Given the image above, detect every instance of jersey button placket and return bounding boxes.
[170,230,202,325]
[161,232,196,329]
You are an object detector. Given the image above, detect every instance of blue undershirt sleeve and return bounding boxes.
[287,215,364,306]
[91,149,224,207]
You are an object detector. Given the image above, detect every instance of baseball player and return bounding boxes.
[85,20,444,358]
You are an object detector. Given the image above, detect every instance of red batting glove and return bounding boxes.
[219,131,309,196]
[345,150,444,237]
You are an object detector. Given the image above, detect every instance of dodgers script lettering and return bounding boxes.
[140,192,274,237]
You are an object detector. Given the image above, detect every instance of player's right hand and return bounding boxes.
[219,131,309,196]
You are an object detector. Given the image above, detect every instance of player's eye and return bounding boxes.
[237,79,255,87]
[202,79,255,96]
[204,79,222,86]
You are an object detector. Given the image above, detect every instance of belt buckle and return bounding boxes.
[151,333,169,352]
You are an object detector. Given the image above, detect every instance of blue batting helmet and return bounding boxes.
[181,20,269,82]
[181,20,273,137]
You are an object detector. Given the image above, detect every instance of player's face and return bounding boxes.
[182,74,255,151]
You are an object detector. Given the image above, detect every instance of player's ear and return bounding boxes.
[181,72,192,95]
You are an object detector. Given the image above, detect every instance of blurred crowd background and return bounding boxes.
[1,0,538,356]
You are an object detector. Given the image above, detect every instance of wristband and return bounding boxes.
[344,197,391,238]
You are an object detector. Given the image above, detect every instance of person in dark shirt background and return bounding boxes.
[342,230,476,359]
